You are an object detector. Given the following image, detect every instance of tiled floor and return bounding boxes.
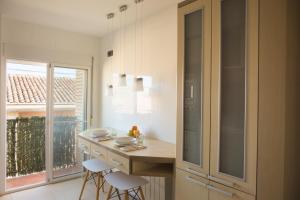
[6,173,46,190]
[6,166,81,190]
[0,178,119,200]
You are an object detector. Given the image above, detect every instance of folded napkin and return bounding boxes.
[118,145,147,152]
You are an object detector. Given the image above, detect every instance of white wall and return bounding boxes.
[0,17,102,128]
[100,5,177,143]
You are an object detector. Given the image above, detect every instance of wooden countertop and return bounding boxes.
[78,133,176,164]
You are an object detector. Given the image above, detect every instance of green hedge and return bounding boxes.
[6,116,78,177]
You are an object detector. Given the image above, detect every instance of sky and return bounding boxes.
[7,62,77,78]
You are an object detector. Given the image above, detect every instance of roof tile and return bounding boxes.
[7,75,75,104]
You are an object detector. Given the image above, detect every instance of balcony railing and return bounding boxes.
[6,116,79,177]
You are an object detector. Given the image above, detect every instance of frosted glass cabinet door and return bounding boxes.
[177,0,211,176]
[210,0,258,195]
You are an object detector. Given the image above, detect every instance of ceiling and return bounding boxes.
[0,0,182,37]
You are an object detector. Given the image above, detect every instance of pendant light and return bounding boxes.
[107,84,114,96]
[106,12,115,96]
[118,5,128,87]
[134,0,144,92]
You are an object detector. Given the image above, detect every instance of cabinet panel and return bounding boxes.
[177,0,211,176]
[210,0,258,195]
[91,143,107,162]
[208,182,255,200]
[175,169,209,200]
[78,137,90,155]
[107,151,130,174]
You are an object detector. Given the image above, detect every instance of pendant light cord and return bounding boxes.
[123,8,126,74]
[119,9,122,75]
[140,1,144,77]
[135,1,138,76]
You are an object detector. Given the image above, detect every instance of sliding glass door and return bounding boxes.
[5,60,49,191]
[51,66,89,179]
[2,60,90,192]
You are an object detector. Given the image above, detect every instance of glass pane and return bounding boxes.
[6,60,48,190]
[183,10,203,166]
[219,0,246,178]
[52,67,88,178]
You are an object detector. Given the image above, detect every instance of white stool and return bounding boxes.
[79,159,112,200]
[105,171,148,200]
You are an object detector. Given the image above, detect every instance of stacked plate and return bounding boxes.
[88,128,109,138]
[114,136,137,146]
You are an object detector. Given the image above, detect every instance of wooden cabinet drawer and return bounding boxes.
[208,182,255,200]
[91,143,107,161]
[78,137,91,154]
[175,168,209,200]
[107,151,130,174]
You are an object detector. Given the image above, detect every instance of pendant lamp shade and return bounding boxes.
[107,85,114,96]
[119,74,127,87]
[134,77,144,91]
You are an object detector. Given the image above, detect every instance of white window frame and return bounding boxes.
[48,63,91,183]
[0,58,92,194]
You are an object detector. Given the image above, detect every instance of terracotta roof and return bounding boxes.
[7,75,75,104]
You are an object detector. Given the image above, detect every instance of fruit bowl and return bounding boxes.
[115,136,137,145]
[128,125,141,138]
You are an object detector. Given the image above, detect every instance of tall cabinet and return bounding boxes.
[176,0,258,199]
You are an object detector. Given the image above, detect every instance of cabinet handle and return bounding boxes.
[190,85,194,99]
[186,168,207,178]
[207,185,233,197]
[80,144,87,150]
[185,176,207,188]
[80,144,89,154]
[111,159,123,166]
[93,150,104,157]
[208,175,234,187]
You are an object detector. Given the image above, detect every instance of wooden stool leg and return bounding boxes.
[138,187,145,200]
[116,189,121,200]
[96,173,101,200]
[124,191,129,200]
[106,186,113,200]
[79,171,90,200]
[101,174,105,192]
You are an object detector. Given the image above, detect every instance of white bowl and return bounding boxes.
[89,128,109,137]
[115,136,136,145]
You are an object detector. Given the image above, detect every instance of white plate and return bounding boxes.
[115,136,136,145]
[89,128,109,137]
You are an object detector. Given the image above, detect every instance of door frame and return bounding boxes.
[0,57,50,194]
[0,58,92,194]
[0,55,7,195]
[47,63,91,183]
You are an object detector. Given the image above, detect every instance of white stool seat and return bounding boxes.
[105,171,148,191]
[82,159,111,173]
